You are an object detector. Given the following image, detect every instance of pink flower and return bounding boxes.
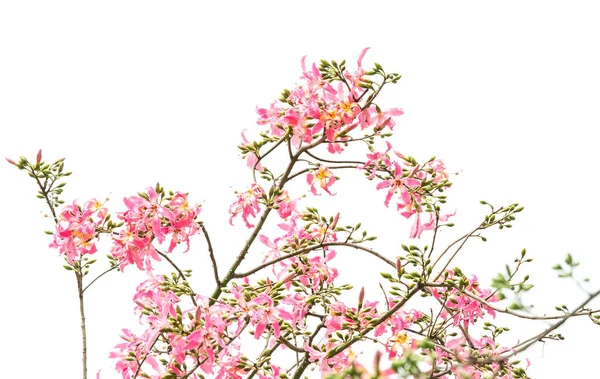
[431,270,498,328]
[325,298,381,336]
[409,210,456,239]
[358,105,404,132]
[49,198,107,264]
[303,340,357,374]
[231,285,293,341]
[360,141,393,179]
[428,159,449,184]
[303,340,326,363]
[256,102,286,137]
[249,293,287,339]
[280,293,309,330]
[295,250,339,291]
[256,365,281,379]
[273,190,298,220]
[109,328,161,379]
[342,47,370,97]
[109,187,201,271]
[357,47,370,71]
[229,183,265,228]
[165,192,201,252]
[184,328,216,372]
[307,166,336,196]
[255,50,387,153]
[375,161,413,208]
[132,275,179,326]
[122,187,174,244]
[111,228,158,271]
[240,129,264,172]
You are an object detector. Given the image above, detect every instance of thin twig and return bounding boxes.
[460,288,600,321]
[82,265,118,293]
[233,241,394,279]
[155,248,197,307]
[304,150,364,166]
[492,287,600,362]
[200,222,220,287]
[75,272,88,379]
[251,131,290,183]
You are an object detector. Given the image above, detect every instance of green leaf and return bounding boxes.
[508,302,525,310]
[417,338,435,349]
[565,253,573,266]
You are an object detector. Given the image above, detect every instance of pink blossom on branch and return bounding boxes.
[375,161,414,208]
[360,141,393,179]
[49,198,108,265]
[340,47,370,95]
[369,150,453,238]
[358,105,404,132]
[251,48,404,155]
[165,192,201,252]
[410,210,456,239]
[306,165,337,196]
[10,50,547,379]
[431,270,499,328]
[229,183,265,228]
[303,340,358,375]
[256,102,286,138]
[109,327,161,379]
[240,129,264,172]
[273,190,298,220]
[435,335,522,378]
[122,187,174,244]
[110,187,201,271]
[294,250,339,291]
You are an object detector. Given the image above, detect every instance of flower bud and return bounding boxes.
[409,164,421,177]
[358,287,365,311]
[36,149,42,164]
[195,305,202,321]
[373,350,382,371]
[5,157,17,165]
[280,272,295,284]
[331,212,340,229]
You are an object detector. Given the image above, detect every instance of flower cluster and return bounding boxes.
[431,270,499,328]
[382,308,423,359]
[307,296,424,375]
[258,210,339,265]
[435,336,528,379]
[230,283,294,340]
[49,198,107,264]
[111,187,201,271]
[229,183,265,228]
[110,275,249,379]
[254,48,401,155]
[362,143,453,238]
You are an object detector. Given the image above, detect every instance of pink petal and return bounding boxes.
[357,47,370,68]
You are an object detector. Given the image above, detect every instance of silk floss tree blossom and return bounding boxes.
[8,48,600,379]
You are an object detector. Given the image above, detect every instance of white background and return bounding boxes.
[1,1,599,378]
